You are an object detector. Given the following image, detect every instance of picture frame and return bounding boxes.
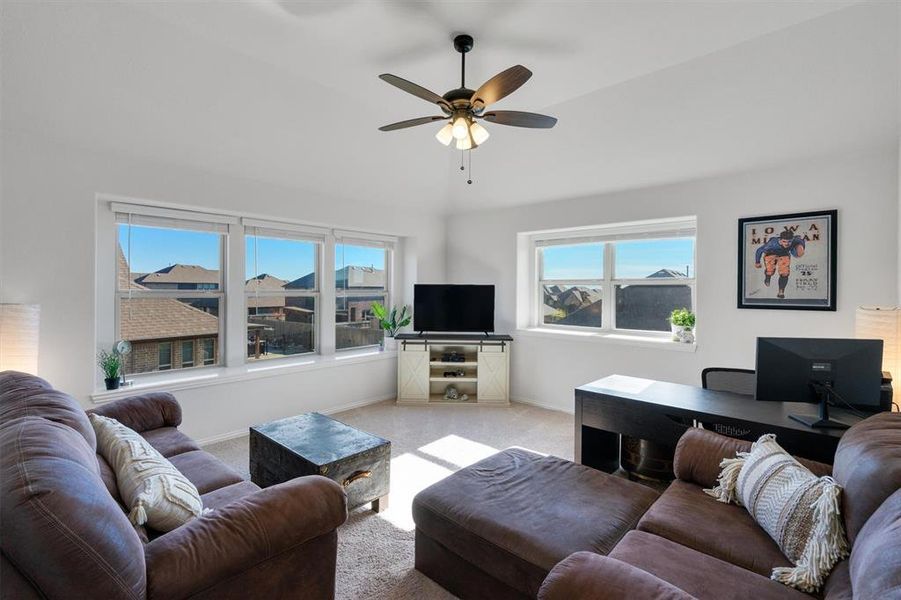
[737,210,837,311]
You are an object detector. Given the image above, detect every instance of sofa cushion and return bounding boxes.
[610,531,810,600]
[168,450,244,494]
[848,488,901,599]
[707,434,849,592]
[141,427,201,458]
[412,448,659,597]
[97,453,124,504]
[91,414,204,532]
[200,480,261,511]
[0,371,96,447]
[0,416,145,599]
[832,412,901,544]
[637,479,788,576]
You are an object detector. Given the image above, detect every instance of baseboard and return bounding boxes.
[319,394,396,416]
[197,428,248,446]
[197,393,395,447]
[511,395,574,415]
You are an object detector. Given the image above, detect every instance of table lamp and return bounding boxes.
[855,305,899,402]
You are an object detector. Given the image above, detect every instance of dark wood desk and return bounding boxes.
[575,375,863,474]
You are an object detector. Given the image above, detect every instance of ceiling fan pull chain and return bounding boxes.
[467,149,473,185]
[460,150,465,171]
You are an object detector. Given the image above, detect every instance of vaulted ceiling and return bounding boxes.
[2,1,897,213]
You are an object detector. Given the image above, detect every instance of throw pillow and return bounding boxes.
[89,413,204,532]
[704,433,849,593]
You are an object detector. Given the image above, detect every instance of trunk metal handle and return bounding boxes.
[342,470,372,487]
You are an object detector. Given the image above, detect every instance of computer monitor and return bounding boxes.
[755,337,883,429]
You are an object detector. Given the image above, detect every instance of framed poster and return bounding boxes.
[737,210,837,311]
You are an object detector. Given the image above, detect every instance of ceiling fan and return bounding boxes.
[378,34,557,153]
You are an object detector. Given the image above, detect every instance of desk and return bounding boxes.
[575,375,863,474]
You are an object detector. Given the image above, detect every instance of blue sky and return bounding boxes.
[542,238,694,280]
[119,225,385,281]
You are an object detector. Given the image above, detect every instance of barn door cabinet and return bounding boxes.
[395,333,512,405]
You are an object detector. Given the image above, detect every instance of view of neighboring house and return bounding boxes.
[117,248,219,373]
[118,246,384,370]
[544,268,692,331]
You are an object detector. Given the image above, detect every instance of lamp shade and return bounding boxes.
[855,305,900,380]
[0,304,41,375]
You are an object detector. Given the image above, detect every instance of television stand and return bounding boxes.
[395,333,513,405]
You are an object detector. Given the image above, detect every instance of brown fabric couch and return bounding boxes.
[0,371,348,600]
[539,413,901,600]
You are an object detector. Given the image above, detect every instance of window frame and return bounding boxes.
[114,212,227,376]
[334,238,392,352]
[533,220,696,339]
[97,196,402,392]
[158,341,172,371]
[244,226,322,362]
[181,340,195,368]
[202,338,215,366]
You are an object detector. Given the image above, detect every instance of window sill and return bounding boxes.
[90,348,397,403]
[515,327,697,352]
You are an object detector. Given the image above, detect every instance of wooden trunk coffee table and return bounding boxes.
[250,412,391,512]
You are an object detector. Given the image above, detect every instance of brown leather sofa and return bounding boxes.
[0,371,348,600]
[539,413,901,600]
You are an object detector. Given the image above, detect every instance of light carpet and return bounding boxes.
[204,400,574,600]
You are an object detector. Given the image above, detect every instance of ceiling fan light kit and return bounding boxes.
[378,34,556,183]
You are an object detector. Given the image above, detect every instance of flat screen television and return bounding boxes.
[413,284,495,333]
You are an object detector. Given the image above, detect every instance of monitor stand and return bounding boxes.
[789,382,850,429]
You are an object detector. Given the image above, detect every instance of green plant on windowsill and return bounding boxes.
[669,308,696,344]
[371,301,412,337]
[98,349,123,390]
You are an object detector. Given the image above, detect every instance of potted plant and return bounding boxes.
[98,348,123,390]
[371,302,411,351]
[669,308,696,344]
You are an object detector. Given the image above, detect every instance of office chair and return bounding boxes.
[700,367,756,438]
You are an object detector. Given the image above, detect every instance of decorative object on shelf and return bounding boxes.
[669,308,696,344]
[371,301,411,352]
[443,385,468,402]
[115,339,132,387]
[0,303,40,375]
[737,210,837,311]
[441,351,466,363]
[443,369,466,378]
[377,34,557,184]
[98,347,123,390]
[855,305,900,383]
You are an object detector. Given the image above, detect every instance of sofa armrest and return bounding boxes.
[538,552,696,600]
[145,476,347,599]
[88,392,182,432]
[673,427,832,488]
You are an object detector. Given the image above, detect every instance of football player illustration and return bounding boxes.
[754,228,806,299]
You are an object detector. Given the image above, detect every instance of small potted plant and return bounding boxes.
[98,348,123,390]
[371,302,411,352]
[669,308,696,344]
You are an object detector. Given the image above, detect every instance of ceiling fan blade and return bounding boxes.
[379,74,452,113]
[470,65,532,111]
[482,110,557,129]
[378,116,448,132]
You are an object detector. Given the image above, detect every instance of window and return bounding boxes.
[101,199,400,388]
[535,219,696,336]
[158,342,172,370]
[245,229,320,361]
[202,338,215,366]
[116,214,225,374]
[181,340,195,368]
[335,242,388,350]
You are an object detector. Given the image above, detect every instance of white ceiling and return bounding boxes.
[2,1,897,213]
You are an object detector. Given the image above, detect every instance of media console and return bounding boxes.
[395,333,512,405]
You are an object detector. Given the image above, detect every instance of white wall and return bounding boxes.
[0,129,446,440]
[446,147,899,413]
